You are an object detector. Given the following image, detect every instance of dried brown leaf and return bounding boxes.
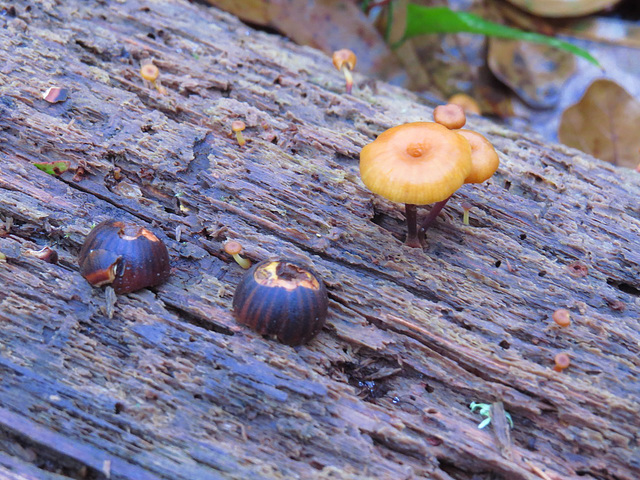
[558,79,640,169]
[488,38,575,109]
[204,0,404,83]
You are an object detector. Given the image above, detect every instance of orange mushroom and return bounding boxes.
[360,122,472,247]
[448,93,481,115]
[224,240,251,269]
[552,309,571,327]
[419,128,499,231]
[140,64,159,83]
[332,49,357,94]
[553,353,570,372]
[140,62,165,94]
[433,104,466,130]
[231,121,246,147]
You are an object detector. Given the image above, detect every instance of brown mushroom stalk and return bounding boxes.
[404,204,421,248]
[418,196,452,234]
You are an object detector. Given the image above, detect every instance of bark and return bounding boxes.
[0,1,639,479]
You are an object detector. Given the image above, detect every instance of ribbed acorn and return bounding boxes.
[232,260,328,346]
[78,220,170,294]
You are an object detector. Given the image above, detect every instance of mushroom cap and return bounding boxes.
[448,93,481,115]
[360,122,472,205]
[454,129,499,184]
[433,104,466,130]
[224,240,243,255]
[554,352,571,370]
[332,49,357,71]
[140,64,159,82]
[231,120,245,132]
[552,308,571,327]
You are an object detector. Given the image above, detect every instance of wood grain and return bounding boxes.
[0,1,638,479]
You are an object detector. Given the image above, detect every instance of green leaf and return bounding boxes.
[401,5,599,67]
[34,160,70,176]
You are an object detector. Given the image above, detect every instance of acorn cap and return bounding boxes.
[360,122,472,205]
[454,129,500,184]
[433,104,467,130]
[332,49,357,71]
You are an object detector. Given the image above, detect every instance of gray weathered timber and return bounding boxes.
[0,1,638,479]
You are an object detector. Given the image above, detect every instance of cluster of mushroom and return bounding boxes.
[360,104,499,247]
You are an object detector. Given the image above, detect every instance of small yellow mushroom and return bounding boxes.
[224,241,251,269]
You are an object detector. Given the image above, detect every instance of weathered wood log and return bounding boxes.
[0,1,638,479]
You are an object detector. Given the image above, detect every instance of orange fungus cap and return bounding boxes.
[433,104,466,130]
[454,130,499,184]
[140,64,159,82]
[231,120,245,132]
[332,49,357,71]
[360,122,472,205]
[448,93,481,115]
[224,241,243,255]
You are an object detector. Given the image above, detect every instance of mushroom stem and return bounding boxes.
[461,201,473,225]
[232,253,251,269]
[235,130,246,147]
[419,196,452,233]
[341,65,353,94]
[404,204,422,248]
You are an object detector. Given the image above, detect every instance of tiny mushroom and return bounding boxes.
[461,201,473,225]
[140,63,165,94]
[433,104,467,130]
[552,308,571,327]
[419,125,499,232]
[454,130,500,184]
[360,122,472,247]
[332,49,357,94]
[224,240,251,269]
[553,352,571,372]
[448,93,481,115]
[231,121,246,147]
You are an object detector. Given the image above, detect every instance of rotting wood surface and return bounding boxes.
[0,1,638,479]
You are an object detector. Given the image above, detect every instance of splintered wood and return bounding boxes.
[0,1,638,479]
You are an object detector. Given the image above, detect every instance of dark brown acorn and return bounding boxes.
[78,220,170,294]
[232,260,329,346]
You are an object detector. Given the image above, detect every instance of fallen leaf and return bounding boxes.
[488,37,575,109]
[204,0,405,84]
[558,79,640,168]
[504,0,622,18]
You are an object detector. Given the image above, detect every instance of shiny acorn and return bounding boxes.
[78,220,170,294]
[232,260,329,346]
